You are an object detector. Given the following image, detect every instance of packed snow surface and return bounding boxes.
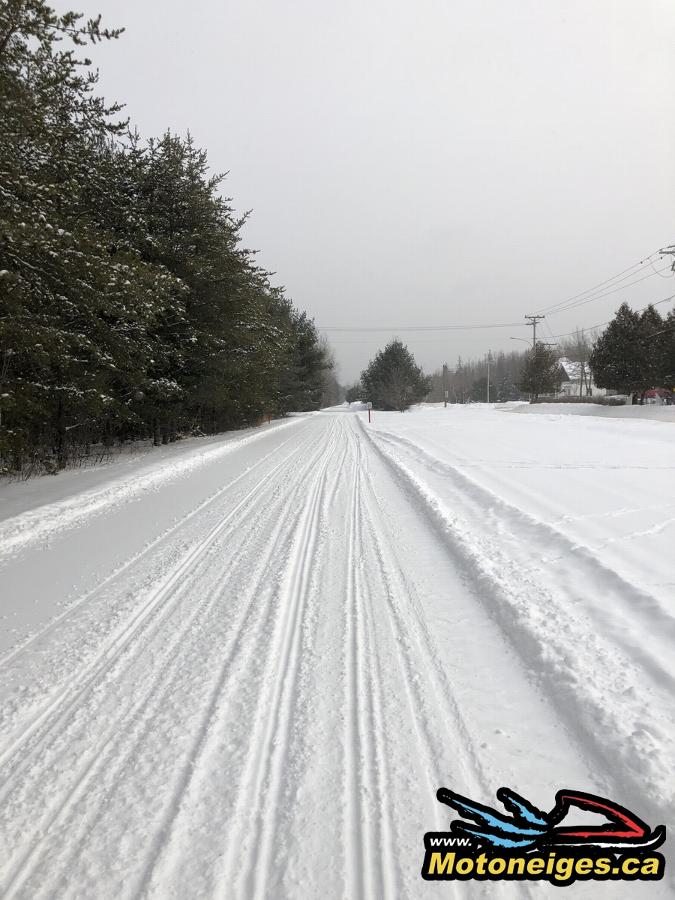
[0,405,673,898]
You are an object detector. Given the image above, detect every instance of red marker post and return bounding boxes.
[367,401,372,423]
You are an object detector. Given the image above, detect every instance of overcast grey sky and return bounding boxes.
[66,0,675,381]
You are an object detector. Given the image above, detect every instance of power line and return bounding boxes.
[649,256,674,279]
[534,250,663,315]
[543,265,672,316]
[545,293,675,340]
[647,322,675,339]
[318,321,525,333]
[320,247,675,340]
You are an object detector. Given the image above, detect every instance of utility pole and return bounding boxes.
[442,363,448,408]
[525,315,545,347]
[486,350,493,403]
[658,245,675,272]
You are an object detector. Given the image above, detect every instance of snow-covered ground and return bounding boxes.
[507,400,675,422]
[0,405,672,898]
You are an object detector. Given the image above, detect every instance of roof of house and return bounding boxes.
[558,356,584,381]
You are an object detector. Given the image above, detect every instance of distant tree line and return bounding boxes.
[426,349,529,404]
[0,2,334,475]
[346,302,675,413]
[423,300,675,405]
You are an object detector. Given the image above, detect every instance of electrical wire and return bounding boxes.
[534,250,663,315]
[318,321,524,332]
[319,248,675,341]
[545,293,675,340]
[544,266,672,316]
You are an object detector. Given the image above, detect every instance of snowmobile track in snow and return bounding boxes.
[1,409,672,899]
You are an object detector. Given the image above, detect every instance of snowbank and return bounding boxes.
[506,401,675,422]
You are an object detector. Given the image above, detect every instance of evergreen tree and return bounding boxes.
[639,305,666,391]
[589,303,664,396]
[275,311,331,414]
[0,2,333,473]
[0,2,180,466]
[519,343,562,401]
[660,310,675,390]
[360,340,430,411]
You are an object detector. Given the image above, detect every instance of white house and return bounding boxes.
[557,357,606,398]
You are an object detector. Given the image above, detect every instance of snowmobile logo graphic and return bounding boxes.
[437,786,666,852]
[421,786,666,885]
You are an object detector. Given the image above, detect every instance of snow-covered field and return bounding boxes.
[0,405,672,898]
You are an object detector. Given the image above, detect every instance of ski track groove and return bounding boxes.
[0,417,308,562]
[349,428,399,900]
[128,429,332,899]
[355,422,533,900]
[347,422,490,900]
[343,426,366,900]
[216,420,338,900]
[3,546,238,899]
[0,429,313,779]
[0,425,307,672]
[5,411,663,898]
[357,424,488,796]
[0,426,326,898]
[140,427,342,899]
[244,425,337,900]
[10,433,327,900]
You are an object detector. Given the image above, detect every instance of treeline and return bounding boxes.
[0,3,334,475]
[426,300,675,404]
[426,349,528,403]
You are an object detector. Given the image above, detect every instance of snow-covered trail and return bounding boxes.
[0,410,671,898]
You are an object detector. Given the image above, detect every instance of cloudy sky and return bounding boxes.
[65,0,675,381]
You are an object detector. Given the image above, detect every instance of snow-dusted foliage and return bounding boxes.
[0,2,331,474]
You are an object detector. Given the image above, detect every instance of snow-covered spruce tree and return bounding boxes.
[274,311,332,415]
[84,131,333,431]
[360,340,431,411]
[0,2,184,469]
[345,384,362,404]
[0,3,333,472]
[639,305,667,392]
[661,309,675,390]
[589,303,667,398]
[518,343,562,402]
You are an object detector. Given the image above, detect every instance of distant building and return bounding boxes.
[556,357,606,398]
